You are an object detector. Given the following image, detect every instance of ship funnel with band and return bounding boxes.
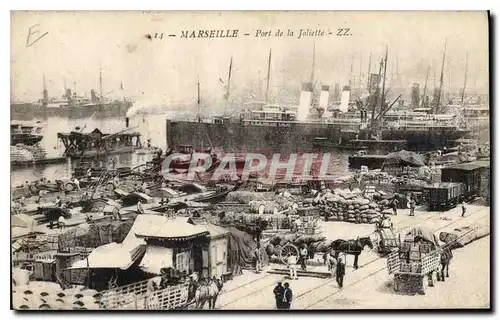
[319,85,330,109]
[297,82,313,121]
[411,83,420,108]
[339,85,351,112]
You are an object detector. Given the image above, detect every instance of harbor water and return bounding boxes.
[10,114,352,186]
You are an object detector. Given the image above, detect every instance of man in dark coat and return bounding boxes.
[282,282,293,310]
[336,257,346,288]
[273,281,285,309]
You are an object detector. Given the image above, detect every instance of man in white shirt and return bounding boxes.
[287,254,298,280]
[73,177,81,191]
[461,201,467,217]
[299,245,308,271]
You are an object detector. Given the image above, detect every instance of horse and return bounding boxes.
[194,276,223,310]
[436,247,453,282]
[330,237,373,270]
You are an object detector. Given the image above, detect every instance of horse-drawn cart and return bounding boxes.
[375,224,399,254]
[386,227,441,295]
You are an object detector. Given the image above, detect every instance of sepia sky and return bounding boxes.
[11,11,489,108]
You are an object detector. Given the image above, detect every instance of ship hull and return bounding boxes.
[11,134,43,146]
[10,101,132,121]
[167,120,472,152]
[166,120,350,152]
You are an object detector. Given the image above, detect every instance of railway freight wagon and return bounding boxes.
[440,160,490,201]
[422,182,465,211]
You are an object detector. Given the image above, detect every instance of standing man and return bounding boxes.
[287,254,298,280]
[409,197,416,216]
[137,200,145,214]
[254,244,261,273]
[73,176,81,191]
[282,282,293,310]
[392,197,399,215]
[336,256,346,289]
[461,200,467,217]
[326,252,337,279]
[299,244,308,271]
[86,168,92,181]
[273,281,285,310]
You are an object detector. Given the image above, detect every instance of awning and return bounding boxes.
[12,214,36,230]
[139,246,173,274]
[132,215,209,241]
[68,243,145,270]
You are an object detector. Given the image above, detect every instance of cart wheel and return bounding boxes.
[106,182,115,192]
[279,243,299,264]
[64,183,75,192]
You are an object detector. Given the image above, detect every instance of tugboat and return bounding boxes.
[11,121,44,146]
[57,127,142,159]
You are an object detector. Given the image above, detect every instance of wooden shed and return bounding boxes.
[198,223,230,279]
[441,160,490,200]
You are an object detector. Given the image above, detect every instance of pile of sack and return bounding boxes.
[315,188,391,224]
[11,145,34,162]
[11,144,47,162]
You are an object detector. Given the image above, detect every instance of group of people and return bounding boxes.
[272,281,293,310]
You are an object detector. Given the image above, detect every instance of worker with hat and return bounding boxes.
[272,280,285,309]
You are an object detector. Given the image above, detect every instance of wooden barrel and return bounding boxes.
[249,201,266,214]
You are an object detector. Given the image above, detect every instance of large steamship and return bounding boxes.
[11,71,132,120]
[166,47,473,153]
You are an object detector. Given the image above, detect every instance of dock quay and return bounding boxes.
[11,156,68,168]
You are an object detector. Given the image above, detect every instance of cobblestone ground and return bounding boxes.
[214,203,490,310]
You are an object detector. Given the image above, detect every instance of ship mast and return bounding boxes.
[366,52,372,90]
[99,67,103,105]
[310,43,316,86]
[461,52,468,105]
[265,49,272,102]
[421,65,430,107]
[436,39,447,113]
[370,58,384,126]
[224,57,233,115]
[197,75,201,122]
[380,46,388,111]
[358,52,363,98]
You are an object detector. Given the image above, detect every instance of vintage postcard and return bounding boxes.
[10,11,490,310]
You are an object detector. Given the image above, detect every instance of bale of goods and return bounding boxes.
[226,191,266,204]
[264,202,279,214]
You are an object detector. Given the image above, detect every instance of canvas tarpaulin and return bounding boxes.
[406,227,438,247]
[226,227,269,269]
[58,219,134,251]
[383,150,426,167]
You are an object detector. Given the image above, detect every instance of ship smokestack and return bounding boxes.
[333,83,340,102]
[65,89,72,100]
[339,85,351,112]
[91,89,99,103]
[297,82,313,121]
[42,89,49,106]
[319,85,330,109]
[125,117,129,128]
[42,74,48,107]
[411,83,420,108]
